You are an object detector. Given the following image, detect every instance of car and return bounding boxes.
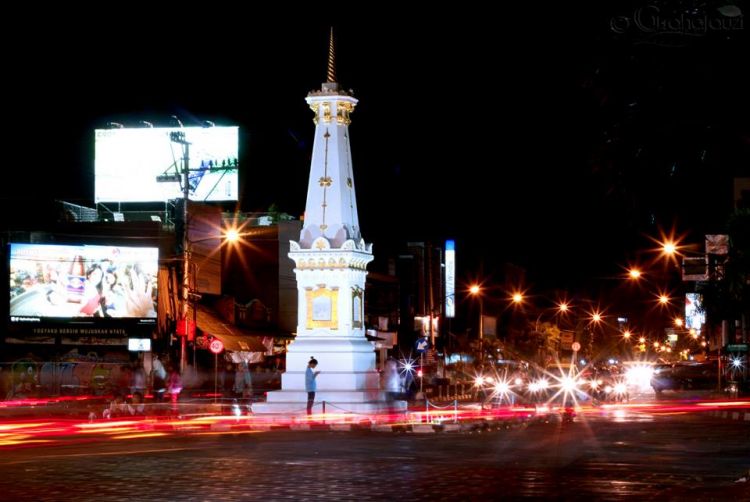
[651,361,718,394]
[588,369,628,403]
[543,363,591,404]
[673,361,719,390]
[650,363,676,394]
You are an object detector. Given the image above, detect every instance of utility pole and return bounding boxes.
[170,131,191,375]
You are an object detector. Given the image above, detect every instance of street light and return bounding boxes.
[534,302,570,333]
[533,301,571,363]
[469,285,484,361]
[662,241,677,256]
[179,224,245,373]
[225,228,240,243]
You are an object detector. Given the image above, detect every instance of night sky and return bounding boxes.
[3,5,748,298]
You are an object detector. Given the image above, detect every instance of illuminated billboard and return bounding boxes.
[9,243,158,323]
[445,240,455,318]
[95,126,239,203]
[685,293,705,331]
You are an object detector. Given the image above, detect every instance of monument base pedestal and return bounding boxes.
[252,396,406,415]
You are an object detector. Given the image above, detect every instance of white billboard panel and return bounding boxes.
[705,234,729,255]
[685,293,705,331]
[95,126,239,203]
[445,240,455,318]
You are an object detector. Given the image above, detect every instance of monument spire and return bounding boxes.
[298,31,359,249]
[327,27,336,83]
[253,34,403,415]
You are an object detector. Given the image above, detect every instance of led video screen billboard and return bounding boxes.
[9,243,158,323]
[95,126,239,203]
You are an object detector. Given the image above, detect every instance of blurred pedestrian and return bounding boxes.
[384,358,401,400]
[233,362,253,399]
[131,363,146,396]
[166,366,183,415]
[128,392,146,416]
[0,366,8,400]
[151,355,167,403]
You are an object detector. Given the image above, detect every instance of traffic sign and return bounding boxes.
[415,337,430,353]
[727,344,748,352]
[209,339,224,354]
[571,342,581,352]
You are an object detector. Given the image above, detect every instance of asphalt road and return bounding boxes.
[1,411,748,501]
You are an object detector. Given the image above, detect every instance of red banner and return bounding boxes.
[175,318,196,341]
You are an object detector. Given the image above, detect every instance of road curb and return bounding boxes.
[708,410,750,422]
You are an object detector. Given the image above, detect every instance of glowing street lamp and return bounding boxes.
[674,317,684,328]
[628,268,642,280]
[511,292,524,304]
[180,225,246,373]
[534,302,570,334]
[662,241,677,256]
[622,330,632,339]
[224,228,240,243]
[469,285,484,359]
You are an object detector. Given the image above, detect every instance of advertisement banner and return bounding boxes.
[10,243,158,322]
[95,126,239,203]
[445,240,455,318]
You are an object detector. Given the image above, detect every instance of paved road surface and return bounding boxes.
[1,411,748,501]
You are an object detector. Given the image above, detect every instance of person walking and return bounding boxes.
[305,357,319,415]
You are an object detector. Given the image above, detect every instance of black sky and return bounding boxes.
[3,5,748,294]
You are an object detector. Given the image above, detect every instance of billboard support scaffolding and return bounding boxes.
[168,130,191,375]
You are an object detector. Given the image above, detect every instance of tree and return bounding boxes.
[267,203,294,224]
[698,209,750,339]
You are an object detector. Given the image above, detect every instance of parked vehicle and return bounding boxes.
[651,361,718,394]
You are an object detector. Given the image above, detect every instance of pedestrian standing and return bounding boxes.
[305,357,320,415]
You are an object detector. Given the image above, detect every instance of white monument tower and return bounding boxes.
[253,32,405,414]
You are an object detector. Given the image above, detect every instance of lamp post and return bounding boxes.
[469,285,484,362]
[534,302,569,333]
[172,130,192,375]
[658,235,732,390]
[533,302,569,362]
[160,127,244,374]
[179,228,242,374]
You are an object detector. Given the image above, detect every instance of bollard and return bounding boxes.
[322,400,326,414]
